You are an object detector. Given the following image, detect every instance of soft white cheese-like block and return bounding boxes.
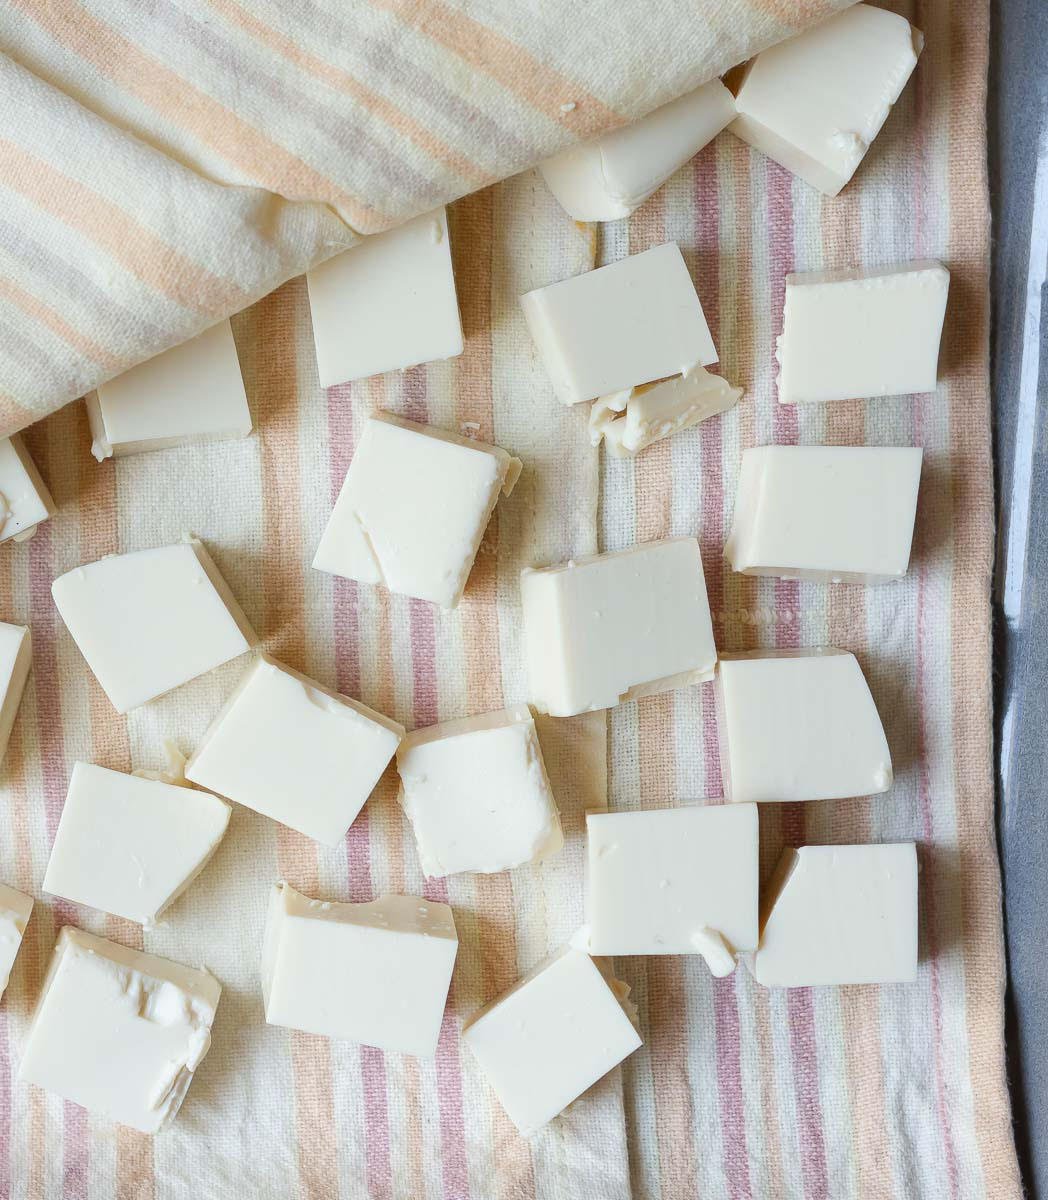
[20,928,220,1131]
[43,762,231,924]
[0,434,55,544]
[313,413,520,608]
[586,804,758,968]
[87,320,252,460]
[0,621,31,766]
[731,5,923,196]
[306,208,463,388]
[590,365,742,457]
[778,262,949,403]
[0,883,32,1000]
[724,445,922,583]
[753,843,918,987]
[52,539,257,713]
[520,243,717,406]
[521,537,716,718]
[717,651,892,804]
[397,705,562,877]
[540,80,736,221]
[463,948,641,1135]
[186,655,403,846]
[262,882,457,1057]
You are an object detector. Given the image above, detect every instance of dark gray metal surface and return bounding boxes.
[989,1,1048,1195]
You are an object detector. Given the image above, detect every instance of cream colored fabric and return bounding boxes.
[0,0,852,428]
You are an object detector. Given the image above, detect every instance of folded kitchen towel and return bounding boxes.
[0,0,854,431]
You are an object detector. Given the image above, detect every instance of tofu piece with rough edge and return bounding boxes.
[186,655,403,846]
[540,79,736,221]
[586,804,758,970]
[521,538,717,718]
[717,651,892,804]
[0,434,55,544]
[724,445,922,583]
[752,843,918,987]
[520,243,717,406]
[19,927,220,1132]
[261,882,457,1057]
[0,883,32,1000]
[43,762,230,925]
[397,705,562,877]
[463,948,641,1135]
[777,262,949,403]
[0,621,31,766]
[87,320,252,460]
[730,5,923,196]
[313,413,521,609]
[51,539,257,713]
[306,208,463,388]
[589,365,742,457]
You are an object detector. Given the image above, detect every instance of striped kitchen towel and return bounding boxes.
[0,0,1022,1198]
[0,0,854,431]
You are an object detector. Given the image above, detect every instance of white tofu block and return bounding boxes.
[313,413,521,609]
[521,537,716,718]
[463,948,641,1135]
[397,705,562,877]
[186,655,403,846]
[520,243,717,406]
[52,539,257,713]
[589,365,742,458]
[540,79,736,221]
[262,882,457,1057]
[0,434,55,543]
[0,621,31,766]
[306,208,463,388]
[724,445,922,583]
[717,651,892,804]
[0,883,32,1000]
[87,320,251,460]
[777,261,949,403]
[19,927,220,1132]
[586,804,758,969]
[43,762,231,925]
[753,843,918,987]
[731,5,923,196]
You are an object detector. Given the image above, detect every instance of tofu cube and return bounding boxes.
[0,621,31,766]
[463,948,641,1135]
[313,413,521,609]
[0,434,55,543]
[586,804,759,970]
[52,539,257,713]
[589,365,742,458]
[0,883,32,1000]
[724,445,922,583]
[397,705,562,877]
[778,262,949,403]
[521,537,717,717]
[87,320,251,460]
[540,79,736,221]
[520,243,717,406]
[186,655,403,846]
[19,927,220,1132]
[306,208,463,388]
[753,843,919,987]
[717,651,892,804]
[731,5,923,196]
[43,762,231,925]
[262,882,458,1057]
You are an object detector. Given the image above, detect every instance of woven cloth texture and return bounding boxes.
[0,0,1023,1198]
[0,0,854,427]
